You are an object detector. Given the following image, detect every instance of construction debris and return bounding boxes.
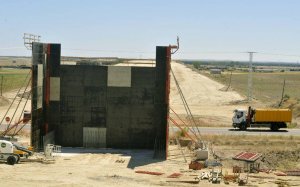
[166,178,200,184]
[200,171,210,180]
[258,168,272,174]
[195,148,209,161]
[115,159,125,163]
[237,173,248,186]
[274,172,288,176]
[205,160,222,168]
[44,144,61,159]
[167,173,182,178]
[233,165,242,174]
[274,180,290,187]
[248,175,274,179]
[223,174,238,182]
[135,171,164,176]
[209,167,222,184]
[283,170,300,176]
[189,161,204,170]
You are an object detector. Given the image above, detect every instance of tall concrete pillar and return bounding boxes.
[31,42,61,150]
[154,46,171,159]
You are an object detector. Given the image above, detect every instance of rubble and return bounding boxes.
[188,161,204,170]
[167,173,182,178]
[283,170,300,176]
[135,171,164,175]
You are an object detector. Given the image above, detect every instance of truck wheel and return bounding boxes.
[270,124,279,131]
[239,123,247,131]
[14,154,20,163]
[7,156,16,165]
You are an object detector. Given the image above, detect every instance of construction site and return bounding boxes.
[0,36,299,187]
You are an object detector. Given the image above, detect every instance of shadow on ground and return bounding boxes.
[61,147,164,169]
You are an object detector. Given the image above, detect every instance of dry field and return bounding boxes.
[0,56,31,67]
[203,71,300,104]
[0,68,30,93]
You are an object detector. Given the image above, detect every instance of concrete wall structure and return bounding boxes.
[31,43,171,158]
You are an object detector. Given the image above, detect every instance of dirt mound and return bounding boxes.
[0,96,10,106]
[280,98,299,110]
[260,149,300,170]
[284,99,300,117]
[280,98,300,126]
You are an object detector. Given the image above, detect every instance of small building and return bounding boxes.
[210,69,222,74]
[232,152,262,173]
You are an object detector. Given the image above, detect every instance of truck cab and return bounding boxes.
[232,109,247,130]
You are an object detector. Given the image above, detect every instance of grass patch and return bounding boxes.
[288,122,298,128]
[0,68,30,93]
[197,134,300,148]
[198,70,300,104]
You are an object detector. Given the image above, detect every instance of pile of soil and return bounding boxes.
[260,149,300,170]
[281,98,300,117]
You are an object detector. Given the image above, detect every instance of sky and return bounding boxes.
[0,0,300,62]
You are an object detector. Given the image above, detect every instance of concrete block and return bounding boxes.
[50,77,60,101]
[37,64,43,86]
[107,66,131,87]
[83,66,107,86]
[195,148,209,161]
[131,67,155,88]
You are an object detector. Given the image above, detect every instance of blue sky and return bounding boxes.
[0,0,300,62]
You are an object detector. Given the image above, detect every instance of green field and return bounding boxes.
[0,68,31,94]
[202,70,300,104]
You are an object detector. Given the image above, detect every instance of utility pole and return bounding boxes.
[247,52,256,102]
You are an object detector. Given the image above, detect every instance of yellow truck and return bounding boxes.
[232,106,292,131]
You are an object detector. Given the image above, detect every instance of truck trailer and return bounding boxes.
[232,106,292,131]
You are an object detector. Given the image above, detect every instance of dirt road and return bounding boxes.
[170,62,260,126]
